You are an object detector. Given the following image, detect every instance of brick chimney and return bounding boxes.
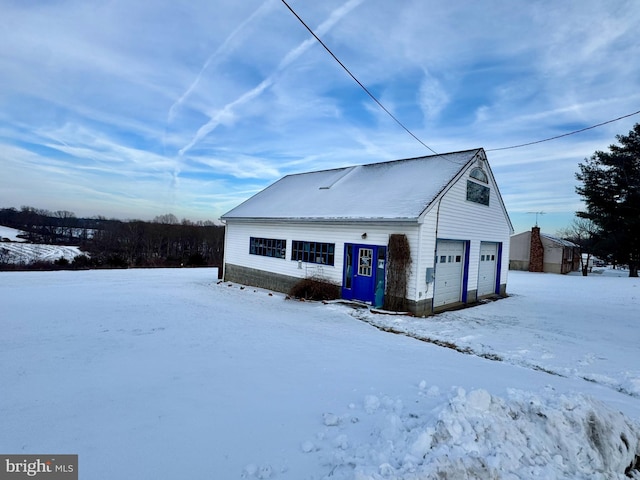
[529,226,544,272]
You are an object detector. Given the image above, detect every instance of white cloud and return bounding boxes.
[0,0,639,223]
[191,154,282,180]
[418,69,449,122]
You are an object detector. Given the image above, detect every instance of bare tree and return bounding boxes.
[153,213,179,224]
[54,210,77,242]
[558,218,599,276]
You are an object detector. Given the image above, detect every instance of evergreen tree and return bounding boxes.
[576,123,640,277]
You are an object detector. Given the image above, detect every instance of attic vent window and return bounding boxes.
[470,167,488,183]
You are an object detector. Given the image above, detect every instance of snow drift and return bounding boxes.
[310,386,640,479]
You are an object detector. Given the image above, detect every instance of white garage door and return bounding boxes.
[478,242,498,297]
[434,240,465,307]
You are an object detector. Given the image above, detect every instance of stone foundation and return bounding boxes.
[224,264,508,317]
[224,263,300,294]
[404,298,433,317]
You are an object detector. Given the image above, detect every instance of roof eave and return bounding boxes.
[221,216,419,224]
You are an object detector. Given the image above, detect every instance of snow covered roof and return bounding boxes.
[541,233,578,248]
[511,230,579,248]
[222,149,485,222]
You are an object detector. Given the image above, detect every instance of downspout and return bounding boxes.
[221,220,228,280]
[415,217,423,315]
[431,198,443,313]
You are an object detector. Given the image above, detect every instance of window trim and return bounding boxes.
[470,167,488,183]
[291,240,335,266]
[357,248,373,276]
[466,179,490,206]
[249,237,286,259]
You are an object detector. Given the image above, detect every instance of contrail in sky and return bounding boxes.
[167,0,277,124]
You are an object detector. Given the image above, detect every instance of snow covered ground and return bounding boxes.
[0,268,639,479]
[0,242,85,264]
[0,225,24,241]
[0,225,84,264]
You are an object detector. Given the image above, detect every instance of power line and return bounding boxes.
[280,0,438,155]
[487,109,640,151]
[281,1,640,157]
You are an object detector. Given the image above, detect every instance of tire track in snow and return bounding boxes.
[345,306,640,399]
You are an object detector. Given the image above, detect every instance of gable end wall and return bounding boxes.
[412,162,512,311]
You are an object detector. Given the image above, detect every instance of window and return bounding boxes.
[437,255,462,263]
[466,180,490,206]
[249,237,286,259]
[344,247,353,288]
[470,167,488,183]
[467,166,490,206]
[358,248,373,276]
[292,240,335,265]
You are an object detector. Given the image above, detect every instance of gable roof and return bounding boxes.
[541,233,578,248]
[511,230,579,248]
[222,148,491,222]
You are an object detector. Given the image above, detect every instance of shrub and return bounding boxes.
[105,254,129,268]
[385,234,411,311]
[54,257,70,267]
[289,277,340,301]
[187,253,207,266]
[71,254,93,269]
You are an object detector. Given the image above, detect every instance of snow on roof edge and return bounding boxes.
[541,233,579,247]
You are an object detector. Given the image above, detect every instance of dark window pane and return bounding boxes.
[250,237,286,259]
[466,180,490,206]
[470,167,488,183]
[292,240,335,266]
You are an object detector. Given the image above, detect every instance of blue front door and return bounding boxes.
[342,244,386,306]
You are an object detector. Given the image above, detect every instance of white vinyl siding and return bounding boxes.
[224,220,418,287]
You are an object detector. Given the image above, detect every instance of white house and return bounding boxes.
[510,227,580,274]
[221,148,513,316]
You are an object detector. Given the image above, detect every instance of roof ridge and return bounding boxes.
[281,148,483,178]
[358,148,483,168]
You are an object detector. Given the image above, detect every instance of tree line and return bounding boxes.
[0,207,224,269]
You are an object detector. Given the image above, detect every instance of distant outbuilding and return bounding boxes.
[510,227,580,274]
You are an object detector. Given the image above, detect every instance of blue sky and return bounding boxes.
[1,0,639,234]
